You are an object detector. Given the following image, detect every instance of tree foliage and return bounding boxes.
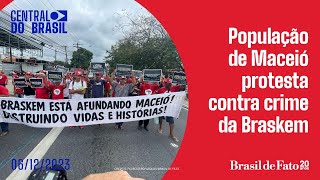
[70,47,93,69]
[105,14,183,75]
[52,60,67,67]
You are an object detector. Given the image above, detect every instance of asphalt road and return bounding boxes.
[0,107,188,180]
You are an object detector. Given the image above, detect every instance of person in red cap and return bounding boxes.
[23,72,36,98]
[0,69,8,87]
[69,71,87,129]
[12,73,23,98]
[0,85,9,136]
[157,78,179,142]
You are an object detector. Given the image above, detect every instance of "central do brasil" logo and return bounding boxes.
[11,10,68,34]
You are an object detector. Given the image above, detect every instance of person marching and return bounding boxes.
[69,71,87,129]
[23,72,36,98]
[90,72,106,98]
[47,75,67,100]
[35,73,50,99]
[107,71,136,130]
[157,78,179,142]
[138,80,159,131]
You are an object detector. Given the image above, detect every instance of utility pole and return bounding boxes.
[63,46,68,66]
[54,49,57,61]
[73,42,83,68]
[9,35,12,62]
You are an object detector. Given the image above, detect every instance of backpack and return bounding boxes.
[71,80,84,89]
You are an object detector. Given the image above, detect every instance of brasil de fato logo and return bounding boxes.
[11,10,68,34]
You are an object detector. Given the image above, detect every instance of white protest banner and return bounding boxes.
[0,92,186,128]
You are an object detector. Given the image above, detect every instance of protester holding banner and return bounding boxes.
[0,69,8,87]
[69,71,87,129]
[0,85,9,137]
[138,81,160,131]
[23,72,36,98]
[35,73,50,99]
[69,70,87,96]
[108,71,136,130]
[90,72,106,98]
[158,78,179,142]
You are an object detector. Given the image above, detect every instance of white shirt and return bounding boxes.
[69,80,87,99]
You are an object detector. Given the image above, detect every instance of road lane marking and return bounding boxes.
[7,127,64,180]
[0,131,41,170]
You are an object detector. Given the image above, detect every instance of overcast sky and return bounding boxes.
[3,0,151,62]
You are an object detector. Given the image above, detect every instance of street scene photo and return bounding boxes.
[0,0,188,179]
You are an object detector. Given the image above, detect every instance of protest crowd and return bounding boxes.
[0,65,186,142]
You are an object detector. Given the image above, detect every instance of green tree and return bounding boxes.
[105,14,183,75]
[52,60,67,67]
[70,47,93,69]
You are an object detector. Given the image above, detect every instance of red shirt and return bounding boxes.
[35,79,50,99]
[157,85,181,94]
[157,87,168,94]
[105,81,111,91]
[49,84,64,99]
[14,87,23,94]
[0,74,8,85]
[170,85,181,92]
[0,85,9,96]
[36,87,50,99]
[140,83,159,95]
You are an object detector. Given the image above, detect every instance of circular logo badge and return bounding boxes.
[53,89,61,95]
[145,89,152,95]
